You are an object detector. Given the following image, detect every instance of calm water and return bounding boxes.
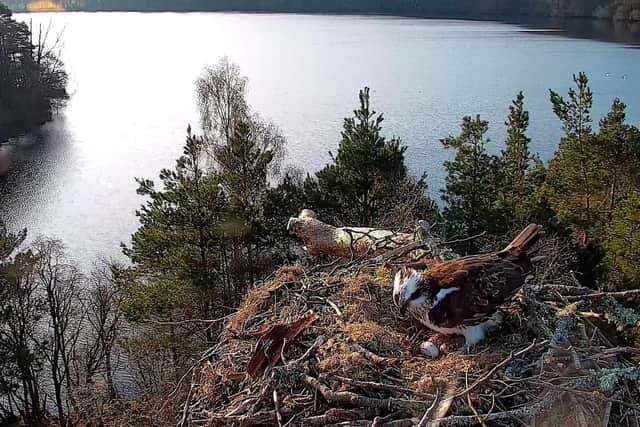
[1,12,639,268]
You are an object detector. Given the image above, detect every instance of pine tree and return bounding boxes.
[315,87,408,226]
[122,128,229,319]
[597,99,640,222]
[546,72,601,244]
[0,6,68,133]
[605,193,640,287]
[211,117,284,243]
[441,114,501,252]
[499,92,543,229]
[596,100,640,288]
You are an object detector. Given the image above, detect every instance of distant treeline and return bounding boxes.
[5,0,640,21]
[0,3,67,135]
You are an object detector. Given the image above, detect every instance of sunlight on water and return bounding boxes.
[3,12,640,269]
[27,1,65,12]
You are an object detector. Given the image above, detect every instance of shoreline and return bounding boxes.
[13,10,640,47]
[11,8,640,23]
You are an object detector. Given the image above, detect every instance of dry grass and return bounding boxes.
[225,265,304,336]
[179,239,640,427]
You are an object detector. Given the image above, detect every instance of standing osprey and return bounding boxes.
[393,224,543,351]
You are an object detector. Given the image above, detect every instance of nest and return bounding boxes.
[180,240,640,427]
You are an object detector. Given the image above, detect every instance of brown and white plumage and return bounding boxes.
[393,224,543,350]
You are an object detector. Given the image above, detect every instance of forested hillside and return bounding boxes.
[5,0,640,21]
[0,3,67,134]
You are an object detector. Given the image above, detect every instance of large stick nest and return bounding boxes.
[182,238,640,427]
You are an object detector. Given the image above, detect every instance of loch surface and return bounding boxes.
[2,12,639,267]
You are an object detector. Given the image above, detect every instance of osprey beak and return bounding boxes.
[399,297,409,316]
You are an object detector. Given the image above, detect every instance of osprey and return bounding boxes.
[393,224,543,352]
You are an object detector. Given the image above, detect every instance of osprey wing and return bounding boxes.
[424,255,526,329]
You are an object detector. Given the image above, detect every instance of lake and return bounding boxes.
[1,12,640,269]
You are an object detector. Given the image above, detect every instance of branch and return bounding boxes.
[452,340,546,400]
[302,375,430,416]
[330,375,435,399]
[442,231,487,246]
[416,388,440,427]
[564,289,640,301]
[434,392,559,426]
[287,210,416,258]
[303,408,360,426]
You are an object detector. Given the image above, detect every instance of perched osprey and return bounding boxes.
[393,224,543,352]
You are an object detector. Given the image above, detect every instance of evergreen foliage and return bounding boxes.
[121,128,228,318]
[499,92,545,230]
[441,114,501,252]
[606,193,640,286]
[121,59,287,352]
[0,3,67,134]
[596,98,640,221]
[545,73,600,244]
[314,87,413,226]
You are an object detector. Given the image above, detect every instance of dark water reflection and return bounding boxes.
[0,119,75,236]
[511,17,640,47]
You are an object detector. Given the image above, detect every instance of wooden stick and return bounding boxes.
[564,289,640,301]
[273,390,283,427]
[452,340,546,400]
[302,375,429,415]
[331,375,435,399]
[416,388,440,427]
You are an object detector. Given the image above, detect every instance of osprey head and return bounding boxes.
[393,267,425,316]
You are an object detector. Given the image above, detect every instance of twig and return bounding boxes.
[289,335,324,366]
[330,375,435,399]
[207,409,294,426]
[434,392,558,426]
[465,370,488,427]
[302,375,428,415]
[601,346,640,356]
[273,390,283,427]
[144,314,233,325]
[453,340,546,400]
[442,231,487,246]
[177,371,196,427]
[527,379,640,413]
[310,295,343,317]
[416,388,440,427]
[564,289,640,301]
[303,408,359,426]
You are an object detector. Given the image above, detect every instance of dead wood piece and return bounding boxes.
[331,375,435,399]
[564,289,640,302]
[416,389,440,427]
[302,408,360,426]
[302,375,429,416]
[353,343,397,366]
[207,409,294,426]
[372,411,419,427]
[376,419,419,427]
[601,346,640,356]
[247,313,319,380]
[287,211,415,258]
[434,392,559,426]
[452,340,546,400]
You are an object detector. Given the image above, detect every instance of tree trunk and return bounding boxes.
[287,209,415,258]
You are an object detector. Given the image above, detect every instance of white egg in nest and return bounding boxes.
[420,340,440,358]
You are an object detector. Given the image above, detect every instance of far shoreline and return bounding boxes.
[13,10,640,47]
